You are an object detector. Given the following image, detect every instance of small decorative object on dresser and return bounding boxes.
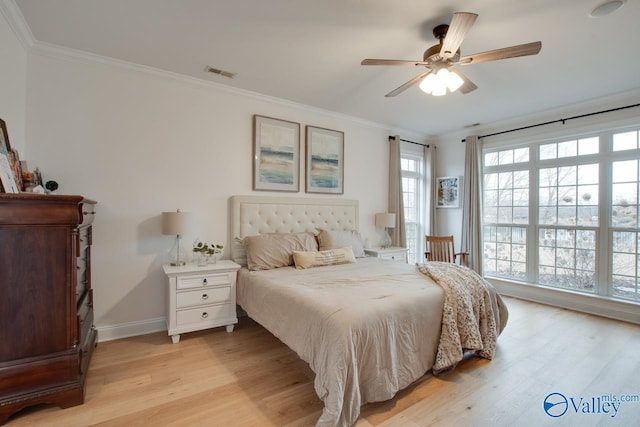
[0,193,97,425]
[364,246,408,263]
[163,260,241,344]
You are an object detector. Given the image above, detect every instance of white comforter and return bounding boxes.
[237,258,506,426]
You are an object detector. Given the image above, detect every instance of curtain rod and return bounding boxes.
[460,103,640,143]
[388,135,430,148]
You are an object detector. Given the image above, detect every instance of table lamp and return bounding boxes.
[375,213,396,249]
[162,209,192,266]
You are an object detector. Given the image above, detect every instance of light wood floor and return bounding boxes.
[8,297,640,426]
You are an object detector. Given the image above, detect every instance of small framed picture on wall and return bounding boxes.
[436,176,461,208]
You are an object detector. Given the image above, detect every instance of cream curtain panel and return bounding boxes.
[460,135,483,274]
[389,136,406,247]
[424,144,438,236]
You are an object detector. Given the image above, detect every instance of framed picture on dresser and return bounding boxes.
[0,118,20,193]
[253,115,300,192]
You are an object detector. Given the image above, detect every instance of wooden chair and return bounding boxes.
[424,235,468,266]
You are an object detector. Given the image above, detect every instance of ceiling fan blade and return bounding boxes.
[441,12,478,59]
[385,71,432,97]
[457,41,542,65]
[361,59,429,66]
[454,70,478,94]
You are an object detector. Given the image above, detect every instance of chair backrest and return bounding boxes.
[425,235,456,263]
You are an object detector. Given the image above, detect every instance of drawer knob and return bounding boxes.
[83,211,96,215]
[201,312,208,319]
[203,278,208,284]
[201,294,209,300]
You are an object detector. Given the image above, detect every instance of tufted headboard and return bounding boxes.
[230,195,359,262]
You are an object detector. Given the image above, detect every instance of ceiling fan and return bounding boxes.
[361,12,541,97]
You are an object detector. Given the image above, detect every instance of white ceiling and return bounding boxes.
[13,0,640,137]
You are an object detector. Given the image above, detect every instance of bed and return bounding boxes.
[230,195,508,427]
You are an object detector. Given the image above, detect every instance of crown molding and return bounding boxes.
[3,0,426,139]
[28,40,427,140]
[0,0,35,48]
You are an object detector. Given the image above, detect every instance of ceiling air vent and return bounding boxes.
[206,66,235,78]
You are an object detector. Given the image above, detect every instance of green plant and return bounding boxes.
[192,240,223,256]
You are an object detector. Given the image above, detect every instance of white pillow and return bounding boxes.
[316,229,365,258]
[232,237,247,266]
[293,247,356,269]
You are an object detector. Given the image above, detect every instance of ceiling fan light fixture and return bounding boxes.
[419,68,463,96]
[446,70,464,92]
[431,84,447,97]
[419,72,437,94]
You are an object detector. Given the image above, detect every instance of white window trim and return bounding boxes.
[482,123,640,324]
[401,142,426,264]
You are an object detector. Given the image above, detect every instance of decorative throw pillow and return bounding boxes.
[316,229,365,258]
[244,232,318,271]
[293,247,357,269]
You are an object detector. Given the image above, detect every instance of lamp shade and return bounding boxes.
[375,213,396,228]
[162,210,192,235]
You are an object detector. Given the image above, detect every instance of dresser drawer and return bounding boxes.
[176,286,232,308]
[176,303,234,326]
[177,273,231,290]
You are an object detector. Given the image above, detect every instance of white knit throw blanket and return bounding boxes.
[417,262,499,374]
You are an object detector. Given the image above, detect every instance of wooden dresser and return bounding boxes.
[0,194,97,425]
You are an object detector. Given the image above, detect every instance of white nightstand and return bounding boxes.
[163,260,241,344]
[364,247,409,263]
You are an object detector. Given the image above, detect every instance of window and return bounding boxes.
[483,149,529,280]
[401,146,425,264]
[482,127,640,303]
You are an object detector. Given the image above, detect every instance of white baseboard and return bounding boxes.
[95,317,167,342]
[490,279,640,325]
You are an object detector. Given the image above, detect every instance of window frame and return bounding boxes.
[482,125,640,303]
[400,143,426,264]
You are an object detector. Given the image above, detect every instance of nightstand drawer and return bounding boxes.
[364,247,408,263]
[177,273,231,290]
[176,303,233,326]
[380,253,406,262]
[177,286,231,308]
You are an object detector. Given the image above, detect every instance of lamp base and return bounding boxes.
[380,229,392,249]
[168,235,188,267]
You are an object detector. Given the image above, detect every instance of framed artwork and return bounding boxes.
[306,125,344,194]
[0,118,20,193]
[253,115,300,192]
[437,176,461,208]
[0,119,11,154]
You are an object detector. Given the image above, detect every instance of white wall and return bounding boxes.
[0,5,27,152]
[23,46,426,340]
